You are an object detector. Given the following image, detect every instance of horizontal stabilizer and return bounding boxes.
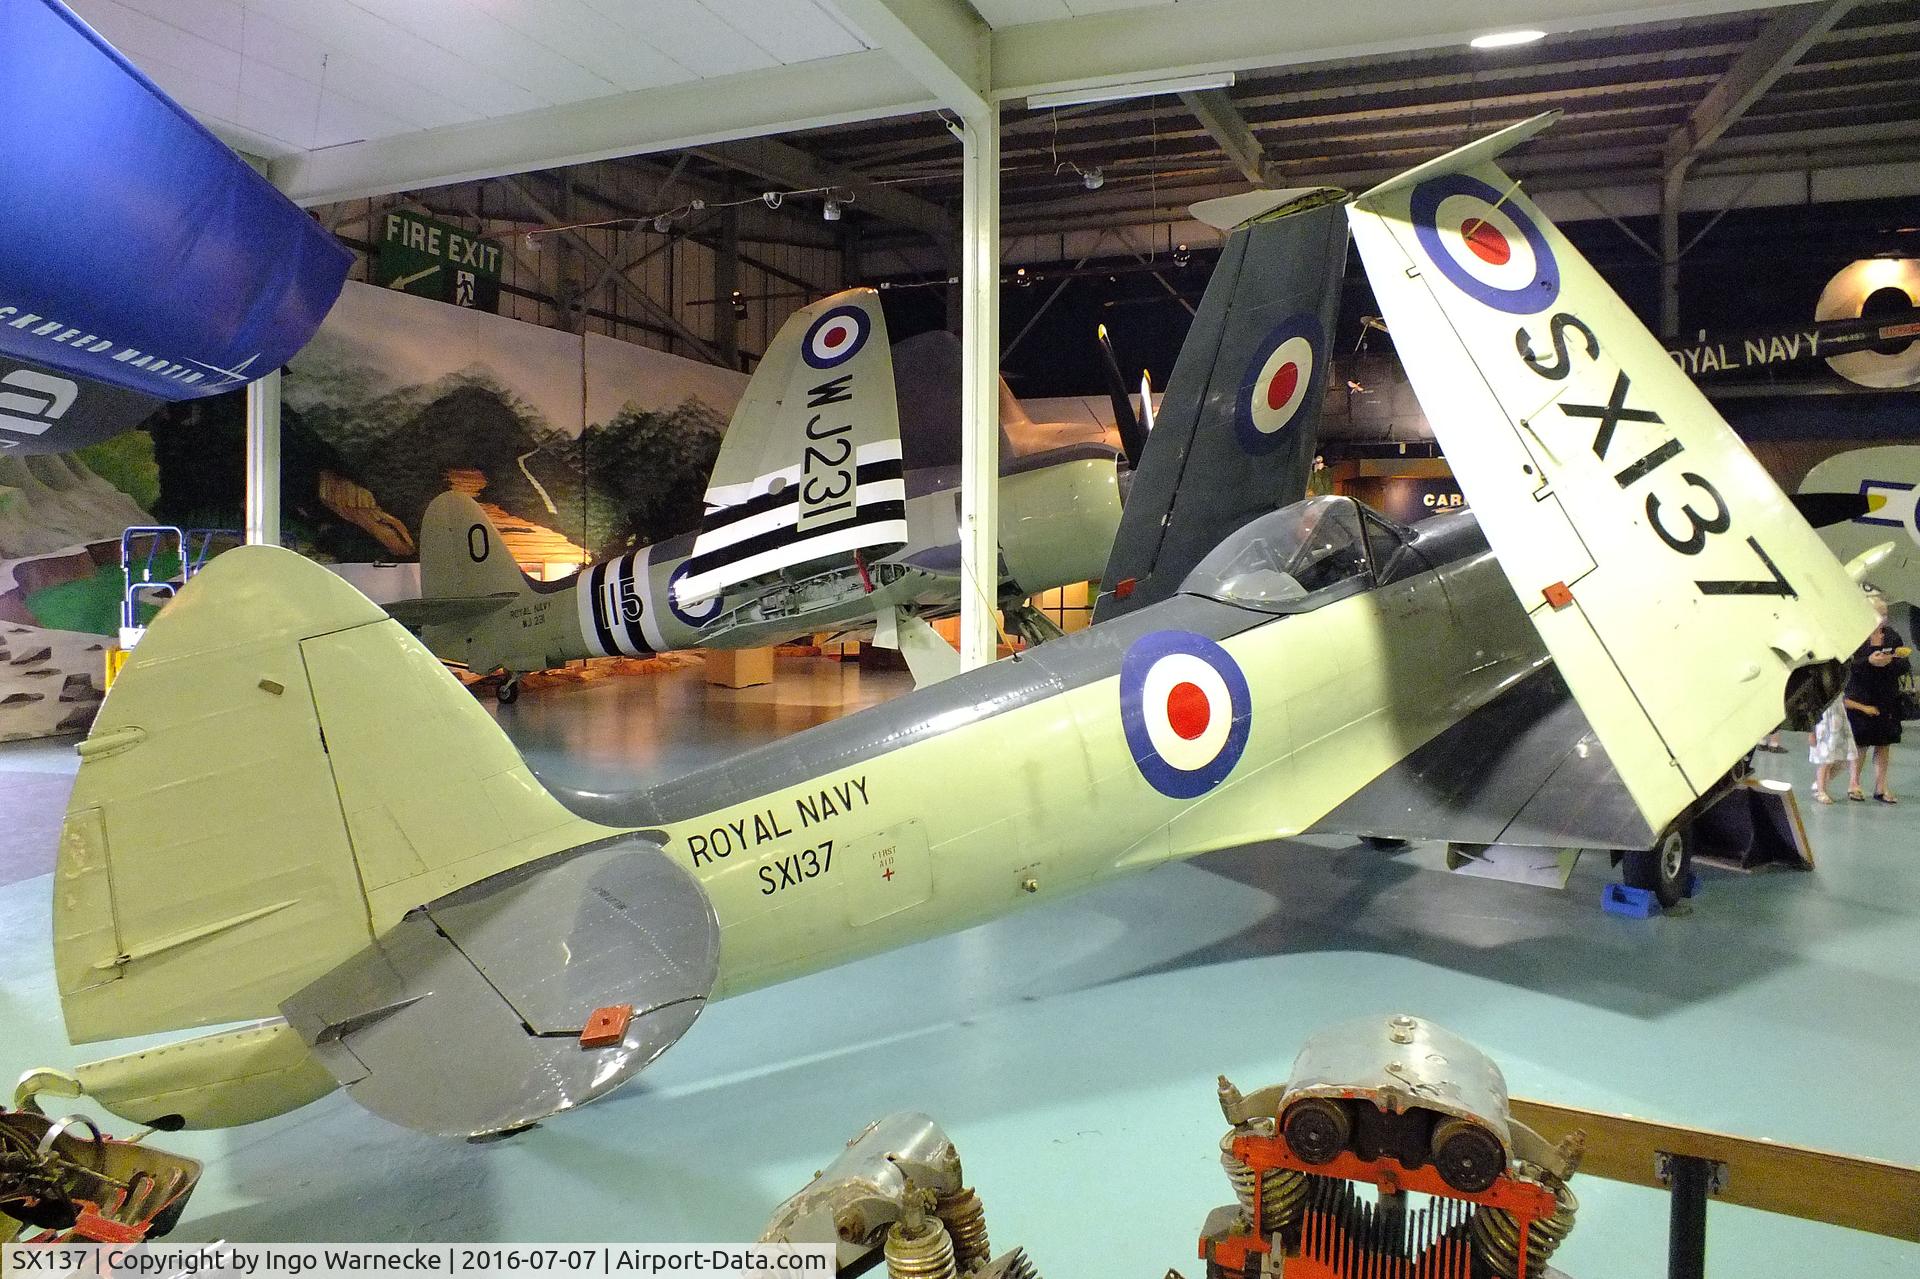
[1190,186,1345,231]
[282,837,718,1138]
[1348,124,1874,835]
[56,546,617,1049]
[384,592,516,628]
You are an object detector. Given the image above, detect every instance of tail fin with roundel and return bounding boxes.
[676,288,906,608]
[1093,187,1348,621]
[1347,112,1874,834]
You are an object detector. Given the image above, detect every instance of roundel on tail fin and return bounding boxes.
[1120,631,1252,798]
[1409,174,1560,314]
[802,305,871,369]
[1235,313,1324,455]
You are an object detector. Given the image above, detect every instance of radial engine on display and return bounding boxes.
[1205,1016,1581,1279]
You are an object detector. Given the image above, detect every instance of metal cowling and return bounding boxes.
[1219,1127,1310,1233]
[1470,1173,1577,1278]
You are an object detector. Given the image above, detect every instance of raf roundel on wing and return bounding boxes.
[1409,173,1561,315]
[1120,631,1253,799]
[1234,313,1324,455]
[802,305,871,369]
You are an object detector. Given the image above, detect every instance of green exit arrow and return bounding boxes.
[387,264,441,290]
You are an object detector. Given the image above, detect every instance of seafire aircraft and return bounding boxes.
[38,114,1871,1140]
[394,290,1124,698]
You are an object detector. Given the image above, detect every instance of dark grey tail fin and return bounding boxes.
[1093,188,1348,621]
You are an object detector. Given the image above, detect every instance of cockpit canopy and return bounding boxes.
[1182,495,1418,614]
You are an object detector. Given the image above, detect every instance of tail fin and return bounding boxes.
[1347,113,1875,832]
[56,546,609,1046]
[385,491,533,666]
[417,490,533,601]
[677,288,906,607]
[1094,187,1349,620]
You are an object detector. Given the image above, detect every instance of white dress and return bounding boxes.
[1810,695,1857,765]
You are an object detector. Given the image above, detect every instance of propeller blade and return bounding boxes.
[1096,323,1148,468]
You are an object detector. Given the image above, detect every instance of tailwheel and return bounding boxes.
[495,676,521,705]
[1281,1098,1351,1165]
[1430,1117,1504,1193]
[1622,823,1691,908]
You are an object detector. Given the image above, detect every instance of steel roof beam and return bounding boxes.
[1664,0,1863,172]
[690,135,952,241]
[1178,88,1270,186]
[272,50,936,206]
[1659,0,1862,332]
[830,0,991,119]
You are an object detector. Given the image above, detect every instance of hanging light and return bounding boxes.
[652,213,672,233]
[1083,167,1104,191]
[730,289,748,319]
[1173,242,1191,267]
[822,198,842,221]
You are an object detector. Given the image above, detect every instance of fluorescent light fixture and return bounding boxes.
[1026,72,1234,111]
[1470,29,1545,49]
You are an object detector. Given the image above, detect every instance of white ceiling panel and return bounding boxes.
[573,0,779,78]
[699,0,872,62]
[465,0,699,92]
[964,0,1071,25]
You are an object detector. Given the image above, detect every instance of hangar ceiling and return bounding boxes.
[69,0,1834,206]
[779,0,1920,241]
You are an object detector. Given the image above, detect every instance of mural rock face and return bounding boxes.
[0,453,152,560]
[281,282,745,562]
[0,623,106,741]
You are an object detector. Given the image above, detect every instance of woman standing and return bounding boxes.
[1845,594,1911,804]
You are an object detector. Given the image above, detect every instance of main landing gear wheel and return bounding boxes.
[1281,1098,1350,1165]
[1430,1117,1504,1194]
[1622,824,1691,908]
[495,676,521,705]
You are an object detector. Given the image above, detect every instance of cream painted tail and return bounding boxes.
[53,546,612,1125]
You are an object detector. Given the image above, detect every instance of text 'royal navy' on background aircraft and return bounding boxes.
[33,114,1874,1142]
[390,289,1127,698]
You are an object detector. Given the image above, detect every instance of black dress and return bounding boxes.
[1846,623,1910,748]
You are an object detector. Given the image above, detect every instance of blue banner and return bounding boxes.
[0,0,350,421]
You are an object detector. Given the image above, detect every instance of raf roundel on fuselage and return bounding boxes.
[667,559,722,629]
[1120,631,1253,799]
[1409,174,1561,315]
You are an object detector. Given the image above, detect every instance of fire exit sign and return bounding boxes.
[374,209,503,312]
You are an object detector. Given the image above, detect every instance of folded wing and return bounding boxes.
[1347,113,1873,832]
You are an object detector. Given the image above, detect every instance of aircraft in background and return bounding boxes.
[1798,445,1919,609]
[391,289,1126,698]
[38,115,1872,1141]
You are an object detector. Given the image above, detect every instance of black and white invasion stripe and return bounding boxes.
[574,547,655,658]
[676,440,907,607]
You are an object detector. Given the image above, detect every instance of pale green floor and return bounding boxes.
[3,659,1918,1277]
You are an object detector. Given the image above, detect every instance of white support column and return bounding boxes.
[957,110,1000,671]
[245,368,281,546]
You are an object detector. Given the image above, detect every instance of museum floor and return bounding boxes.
[4,654,1918,1276]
